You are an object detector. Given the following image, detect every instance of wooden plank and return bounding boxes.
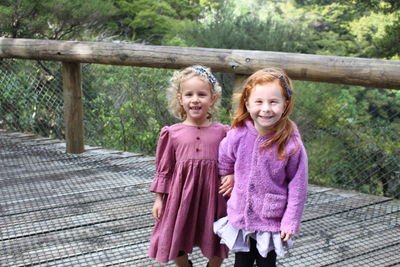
[0,152,155,182]
[0,143,150,169]
[1,38,400,89]
[1,191,153,229]
[2,132,400,266]
[0,133,102,153]
[307,184,333,194]
[0,167,151,196]
[1,203,153,240]
[303,188,391,221]
[118,245,235,267]
[280,204,400,266]
[328,244,400,267]
[0,177,151,215]
[62,62,84,154]
[1,226,154,267]
[0,154,154,181]
[1,186,152,219]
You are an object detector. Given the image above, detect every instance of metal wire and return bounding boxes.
[1,59,399,199]
[1,58,400,266]
[1,132,399,266]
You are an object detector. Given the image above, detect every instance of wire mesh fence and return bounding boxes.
[2,129,399,267]
[0,58,399,199]
[2,121,400,267]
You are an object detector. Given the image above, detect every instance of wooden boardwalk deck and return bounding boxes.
[1,129,399,267]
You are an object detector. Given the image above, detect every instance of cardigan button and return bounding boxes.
[196,148,199,152]
[247,202,254,215]
[196,136,200,140]
[247,208,254,215]
[249,184,255,192]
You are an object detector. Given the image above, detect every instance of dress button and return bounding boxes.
[196,137,200,140]
[196,148,199,152]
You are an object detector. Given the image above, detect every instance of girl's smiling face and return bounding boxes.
[246,79,287,135]
[179,76,216,126]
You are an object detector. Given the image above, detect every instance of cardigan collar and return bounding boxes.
[245,120,275,140]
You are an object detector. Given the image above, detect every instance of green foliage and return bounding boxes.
[292,81,400,197]
[1,0,399,198]
[372,17,400,58]
[292,0,400,57]
[178,2,315,122]
[0,60,64,137]
[181,3,311,52]
[83,65,177,154]
[115,0,177,42]
[113,0,220,44]
[0,0,117,39]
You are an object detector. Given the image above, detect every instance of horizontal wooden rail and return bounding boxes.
[1,38,399,89]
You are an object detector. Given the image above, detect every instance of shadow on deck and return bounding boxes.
[1,130,399,267]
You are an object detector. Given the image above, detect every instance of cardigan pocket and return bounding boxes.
[261,193,287,219]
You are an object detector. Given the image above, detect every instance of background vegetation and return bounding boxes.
[0,0,399,198]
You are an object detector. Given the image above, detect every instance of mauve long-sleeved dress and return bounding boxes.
[148,122,229,263]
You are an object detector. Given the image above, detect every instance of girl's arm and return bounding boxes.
[280,232,292,242]
[219,174,234,197]
[150,127,176,194]
[281,143,308,235]
[152,193,164,222]
[218,130,238,176]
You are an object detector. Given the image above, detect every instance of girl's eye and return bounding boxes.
[198,91,209,96]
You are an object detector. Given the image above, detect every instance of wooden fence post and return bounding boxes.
[62,62,84,154]
[231,74,249,111]
[233,74,248,93]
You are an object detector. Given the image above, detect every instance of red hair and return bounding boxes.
[231,67,296,160]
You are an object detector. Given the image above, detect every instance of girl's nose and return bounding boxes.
[261,103,270,112]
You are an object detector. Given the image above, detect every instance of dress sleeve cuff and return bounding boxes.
[150,174,171,194]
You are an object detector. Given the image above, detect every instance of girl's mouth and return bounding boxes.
[259,115,273,120]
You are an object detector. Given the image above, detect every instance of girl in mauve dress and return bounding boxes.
[148,65,228,267]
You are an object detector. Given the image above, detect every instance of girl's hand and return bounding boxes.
[152,193,164,222]
[219,174,234,197]
[280,231,292,242]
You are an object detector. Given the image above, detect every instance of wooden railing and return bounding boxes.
[1,38,399,153]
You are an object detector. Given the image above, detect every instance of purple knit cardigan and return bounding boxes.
[218,120,308,234]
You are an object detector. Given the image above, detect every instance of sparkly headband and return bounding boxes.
[194,66,217,84]
[276,74,293,98]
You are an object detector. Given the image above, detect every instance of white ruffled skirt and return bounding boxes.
[213,217,293,258]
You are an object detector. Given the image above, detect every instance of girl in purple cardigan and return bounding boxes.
[214,68,308,267]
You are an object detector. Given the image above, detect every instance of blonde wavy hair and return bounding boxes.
[166,65,222,120]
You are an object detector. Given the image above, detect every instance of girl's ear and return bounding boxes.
[211,94,218,106]
[245,99,250,111]
[177,93,182,105]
